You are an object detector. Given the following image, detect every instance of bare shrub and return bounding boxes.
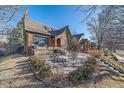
[28,56,41,70]
[50,74,65,82]
[28,56,52,79]
[67,57,97,86]
[69,39,80,64]
[39,62,52,79]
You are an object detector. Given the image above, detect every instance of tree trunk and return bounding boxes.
[97,44,101,50]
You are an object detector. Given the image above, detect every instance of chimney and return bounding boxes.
[24,9,29,21]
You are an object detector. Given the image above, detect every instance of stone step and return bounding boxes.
[99,59,124,77]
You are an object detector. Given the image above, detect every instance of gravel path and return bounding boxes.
[0,55,43,88]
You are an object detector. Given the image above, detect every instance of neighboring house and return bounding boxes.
[80,39,96,52]
[72,33,95,52]
[72,33,84,42]
[0,33,11,55]
[0,33,9,50]
[0,34,8,43]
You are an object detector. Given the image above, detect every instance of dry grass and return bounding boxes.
[102,53,124,72]
[88,49,101,58]
[92,75,124,88]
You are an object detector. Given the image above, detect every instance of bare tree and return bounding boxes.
[87,11,109,49]
[101,6,124,51]
[103,31,119,52]
[0,5,25,36]
[0,6,24,22]
[79,5,124,50]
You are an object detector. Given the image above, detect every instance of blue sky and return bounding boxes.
[18,5,91,39]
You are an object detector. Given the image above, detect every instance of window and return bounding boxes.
[33,36,48,46]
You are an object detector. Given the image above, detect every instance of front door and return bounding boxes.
[57,38,61,47]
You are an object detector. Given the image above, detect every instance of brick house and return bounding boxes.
[23,10,71,54]
[72,33,96,52]
[72,33,84,42]
[80,39,95,52]
[22,10,95,54]
[48,26,71,48]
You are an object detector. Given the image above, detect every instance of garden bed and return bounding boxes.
[28,54,105,87]
[28,60,72,88]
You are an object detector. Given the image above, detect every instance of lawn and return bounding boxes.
[0,54,16,62]
[92,75,124,88]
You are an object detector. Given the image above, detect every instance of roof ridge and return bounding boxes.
[49,25,70,36]
[54,25,69,31]
[73,33,84,36]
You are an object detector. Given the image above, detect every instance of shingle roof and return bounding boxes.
[24,10,55,36]
[49,26,69,36]
[72,33,84,40]
[23,10,70,37]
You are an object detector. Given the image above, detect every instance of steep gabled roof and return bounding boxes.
[23,10,71,37]
[49,26,69,36]
[24,10,55,36]
[80,39,88,44]
[72,33,84,41]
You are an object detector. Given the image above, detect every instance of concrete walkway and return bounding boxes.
[0,55,43,88]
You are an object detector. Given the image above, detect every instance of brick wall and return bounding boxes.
[55,30,67,48]
[24,31,34,54]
